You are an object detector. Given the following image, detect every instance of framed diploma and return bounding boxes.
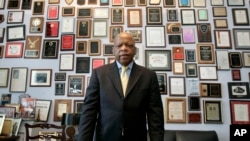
[0,68,9,87]
[231,69,241,81]
[61,34,75,51]
[76,41,87,54]
[127,9,142,27]
[199,66,218,80]
[0,0,5,9]
[68,75,85,97]
[7,0,20,9]
[88,39,101,56]
[196,44,215,64]
[55,83,65,95]
[137,0,147,6]
[35,99,52,122]
[92,58,105,69]
[193,0,205,7]
[125,30,142,43]
[227,0,245,6]
[112,0,123,6]
[232,8,249,26]
[76,57,90,73]
[242,52,250,67]
[6,25,25,41]
[77,8,92,18]
[146,7,162,25]
[76,19,91,38]
[62,7,75,16]
[61,17,74,33]
[103,44,114,56]
[185,63,197,77]
[54,99,72,121]
[180,9,195,25]
[212,7,227,17]
[145,50,172,71]
[30,69,52,87]
[30,17,44,33]
[42,39,59,59]
[111,8,124,24]
[214,30,232,49]
[178,0,190,7]
[214,19,228,28]
[200,83,221,97]
[167,9,178,21]
[228,52,242,68]
[45,21,59,37]
[198,9,208,21]
[188,96,200,111]
[187,113,201,123]
[93,19,108,37]
[185,49,196,62]
[197,23,212,42]
[169,77,185,96]
[172,46,184,60]
[203,100,223,124]
[156,73,167,94]
[163,0,175,7]
[24,36,42,59]
[230,100,250,124]
[5,42,24,58]
[59,53,74,71]
[182,27,195,43]
[165,98,186,123]
[228,82,250,99]
[233,28,250,49]
[7,11,24,24]
[210,0,224,6]
[216,50,230,70]
[32,1,45,15]
[9,67,28,92]
[109,26,123,42]
[47,5,59,20]
[145,26,166,47]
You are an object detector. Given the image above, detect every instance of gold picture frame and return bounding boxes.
[165,98,186,123]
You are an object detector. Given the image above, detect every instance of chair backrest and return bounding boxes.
[25,123,66,141]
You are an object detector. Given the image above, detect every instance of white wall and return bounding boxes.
[0,1,250,141]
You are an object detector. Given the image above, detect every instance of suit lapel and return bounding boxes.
[125,64,142,96]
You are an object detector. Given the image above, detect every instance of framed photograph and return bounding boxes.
[180,9,195,25]
[163,0,175,7]
[230,100,250,125]
[24,36,42,59]
[76,57,90,73]
[20,98,36,120]
[61,34,75,51]
[0,68,9,88]
[233,28,250,49]
[0,106,16,118]
[185,49,196,62]
[68,75,85,97]
[125,30,142,43]
[193,0,206,7]
[62,7,75,16]
[111,8,124,24]
[214,30,232,49]
[168,35,181,44]
[93,7,109,19]
[228,82,250,99]
[145,50,172,71]
[10,67,28,92]
[197,23,212,42]
[211,0,224,6]
[88,39,101,56]
[212,7,227,17]
[216,50,230,70]
[200,83,221,97]
[5,42,24,58]
[42,39,59,59]
[232,8,249,26]
[203,100,223,124]
[214,19,228,28]
[188,113,201,123]
[188,96,200,111]
[77,8,92,18]
[146,7,162,25]
[172,47,184,60]
[228,52,242,68]
[196,44,215,64]
[227,0,244,6]
[7,0,20,9]
[76,19,91,38]
[30,69,52,87]
[7,11,24,24]
[173,61,184,74]
[54,72,66,81]
[54,99,72,121]
[59,53,74,71]
[145,26,166,47]
[45,21,59,37]
[0,0,5,9]
[74,100,84,113]
[35,99,52,122]
[109,26,123,42]
[6,25,25,41]
[156,73,167,94]
[182,27,195,43]
[93,19,108,37]
[61,17,74,33]
[167,10,178,21]
[103,44,114,56]
[198,9,208,21]
[127,9,142,27]
[178,0,191,7]
[185,63,197,77]
[169,77,185,96]
[76,41,87,54]
[32,0,45,15]
[92,58,105,70]
[199,66,218,80]
[55,83,65,95]
[242,52,250,67]
[231,69,241,81]
[47,5,59,20]
[165,98,186,123]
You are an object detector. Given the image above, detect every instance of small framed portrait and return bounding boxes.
[30,69,52,87]
[146,7,162,25]
[127,9,142,27]
[67,75,85,97]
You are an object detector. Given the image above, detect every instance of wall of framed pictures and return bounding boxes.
[0,0,250,140]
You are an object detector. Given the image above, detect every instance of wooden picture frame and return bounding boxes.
[7,0,20,9]
[0,45,3,58]
[10,67,28,92]
[203,100,223,124]
[32,0,45,15]
[165,98,186,123]
[232,8,249,26]
[188,96,200,111]
[145,50,172,71]
[167,9,178,21]
[169,77,186,96]
[185,49,196,62]
[93,7,109,19]
[7,11,24,24]
[100,0,109,5]
[5,42,24,58]
[76,19,91,38]
[212,7,227,17]
[30,69,52,87]
[93,19,108,38]
[42,39,59,59]
[88,39,101,56]
[92,58,105,70]
[35,99,52,122]
[233,28,250,50]
[61,34,75,51]
[29,17,44,33]
[109,26,123,42]
[103,44,114,56]
[211,0,224,6]
[76,41,87,54]
[137,0,147,6]
[185,63,197,77]
[68,75,85,97]
[0,68,9,88]
[172,47,184,60]
[74,100,84,113]
[125,0,135,6]
[146,7,162,25]
[230,100,250,125]
[216,50,230,70]
[77,8,92,18]
[59,53,74,71]
[227,0,244,6]
[196,44,215,64]
[47,5,59,20]
[54,99,72,121]
[199,66,218,81]
[214,19,228,28]
[187,113,201,123]
[180,9,195,25]
[197,23,212,42]
[62,7,75,16]
[228,82,250,99]
[75,57,90,73]
[156,73,167,94]
[45,21,59,37]
[166,23,181,34]
[55,82,65,95]
[242,52,250,67]
[231,69,241,81]
[228,52,242,68]
[127,9,142,27]
[200,83,221,97]
[173,61,184,74]
[24,36,42,59]
[214,30,232,49]
[49,0,60,4]
[111,8,124,24]
[20,98,36,120]
[54,72,66,81]
[59,18,74,33]
[6,25,25,41]
[145,26,166,47]
[0,28,5,43]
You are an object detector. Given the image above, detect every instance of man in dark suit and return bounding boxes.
[78,32,164,141]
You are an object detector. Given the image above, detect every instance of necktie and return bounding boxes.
[120,66,128,95]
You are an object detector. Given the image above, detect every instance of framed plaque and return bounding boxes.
[42,39,59,59]
[125,30,142,43]
[76,41,87,54]
[29,17,44,33]
[76,57,90,73]
[146,7,162,25]
[145,26,166,47]
[232,8,249,26]
[227,0,245,6]
[165,98,186,123]
[203,100,223,124]
[62,7,75,16]
[7,0,20,9]
[168,35,181,44]
[197,23,212,42]
[172,46,184,60]
[233,28,250,50]
[61,34,75,51]
[93,20,108,37]
[92,58,105,69]
[156,73,167,94]
[7,11,24,24]
[145,50,172,71]
[231,69,241,81]
[6,25,25,41]
[166,23,181,34]
[182,27,195,43]
[149,0,160,5]
[167,9,178,21]
[230,100,250,125]
[193,0,205,7]
[49,0,60,4]
[54,99,72,121]
[77,8,92,18]
[185,63,197,77]
[61,17,74,33]
[24,36,42,59]
[103,44,114,56]
[0,68,9,87]
[45,21,59,37]
[212,7,227,17]
[93,7,109,19]
[100,0,109,5]
[35,99,52,122]
[137,0,147,6]
[88,39,101,56]
[10,67,28,92]
[216,50,230,70]
[180,9,195,25]
[55,83,65,95]
[74,100,84,113]
[109,26,123,42]
[196,44,215,64]
[5,42,24,58]
[127,9,142,27]
[76,19,91,38]
[228,82,250,99]
[199,66,218,80]
[68,75,85,97]
[200,83,221,97]
[88,0,97,4]
[185,49,196,62]
[32,1,45,15]
[47,5,59,20]
[228,52,242,68]
[178,0,190,7]
[54,72,66,81]
[214,30,232,49]
[111,8,124,24]
[30,69,52,87]
[214,19,228,28]
[198,9,208,21]
[242,52,250,67]
[163,0,175,7]
[188,96,200,111]
[59,53,74,71]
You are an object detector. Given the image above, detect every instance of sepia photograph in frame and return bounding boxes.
[127,9,142,27]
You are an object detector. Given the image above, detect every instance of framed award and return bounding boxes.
[61,34,75,51]
[29,17,44,33]
[180,9,195,25]
[61,17,75,33]
[62,7,75,16]
[214,30,232,49]
[127,9,142,27]
[196,44,215,64]
[145,26,166,47]
[7,0,20,9]
[76,19,91,38]
[7,11,24,24]
[88,39,101,56]
[197,23,212,42]
[228,52,242,68]
[233,28,250,50]
[232,8,249,26]
[77,8,92,18]
[45,21,59,37]
[75,57,90,73]
[5,42,24,58]
[24,36,42,59]
[163,0,175,7]
[76,41,87,54]
[109,26,123,42]
[146,7,162,25]
[111,8,124,24]
[42,39,59,59]
[32,1,45,15]
[145,50,172,71]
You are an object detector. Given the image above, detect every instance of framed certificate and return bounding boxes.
[10,67,28,92]
[77,8,92,18]
[230,100,250,125]
[146,7,162,25]
[210,0,224,6]
[32,0,45,15]
[76,19,91,38]
[127,9,142,27]
[45,21,59,37]
[59,53,74,71]
[196,44,215,64]
[216,50,230,70]
[233,28,250,49]
[93,20,108,37]
[54,99,72,121]
[214,19,228,28]
[180,9,195,25]
[24,36,42,59]
[228,82,250,99]
[0,68,9,87]
[111,8,124,24]
[169,77,185,96]
[5,42,24,58]
[198,9,208,21]
[35,99,52,122]
[6,25,25,41]
[145,26,166,47]
[212,7,227,17]
[203,100,223,124]
[55,72,66,81]
[182,27,195,43]
[93,7,109,19]
[112,0,123,6]
[165,98,186,123]
[145,50,172,71]
[7,11,24,24]
[214,30,232,49]
[199,66,218,80]
[42,39,59,59]
[30,69,52,87]
[47,5,59,20]
[61,34,75,51]
[227,0,245,6]
[228,52,242,68]
[193,0,206,7]
[232,8,249,26]
[173,61,184,74]
[61,17,75,33]
[76,57,90,73]
[185,63,197,77]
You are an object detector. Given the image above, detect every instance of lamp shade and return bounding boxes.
[61,113,81,126]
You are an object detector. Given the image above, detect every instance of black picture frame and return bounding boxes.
[228,82,250,99]
[228,52,242,68]
[21,0,32,10]
[42,39,59,59]
[188,96,200,111]
[55,83,65,96]
[168,35,181,44]
[54,72,66,81]
[6,25,25,41]
[75,57,90,73]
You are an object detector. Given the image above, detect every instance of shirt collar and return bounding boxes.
[116,61,133,69]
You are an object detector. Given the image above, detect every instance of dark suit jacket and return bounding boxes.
[78,62,164,141]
